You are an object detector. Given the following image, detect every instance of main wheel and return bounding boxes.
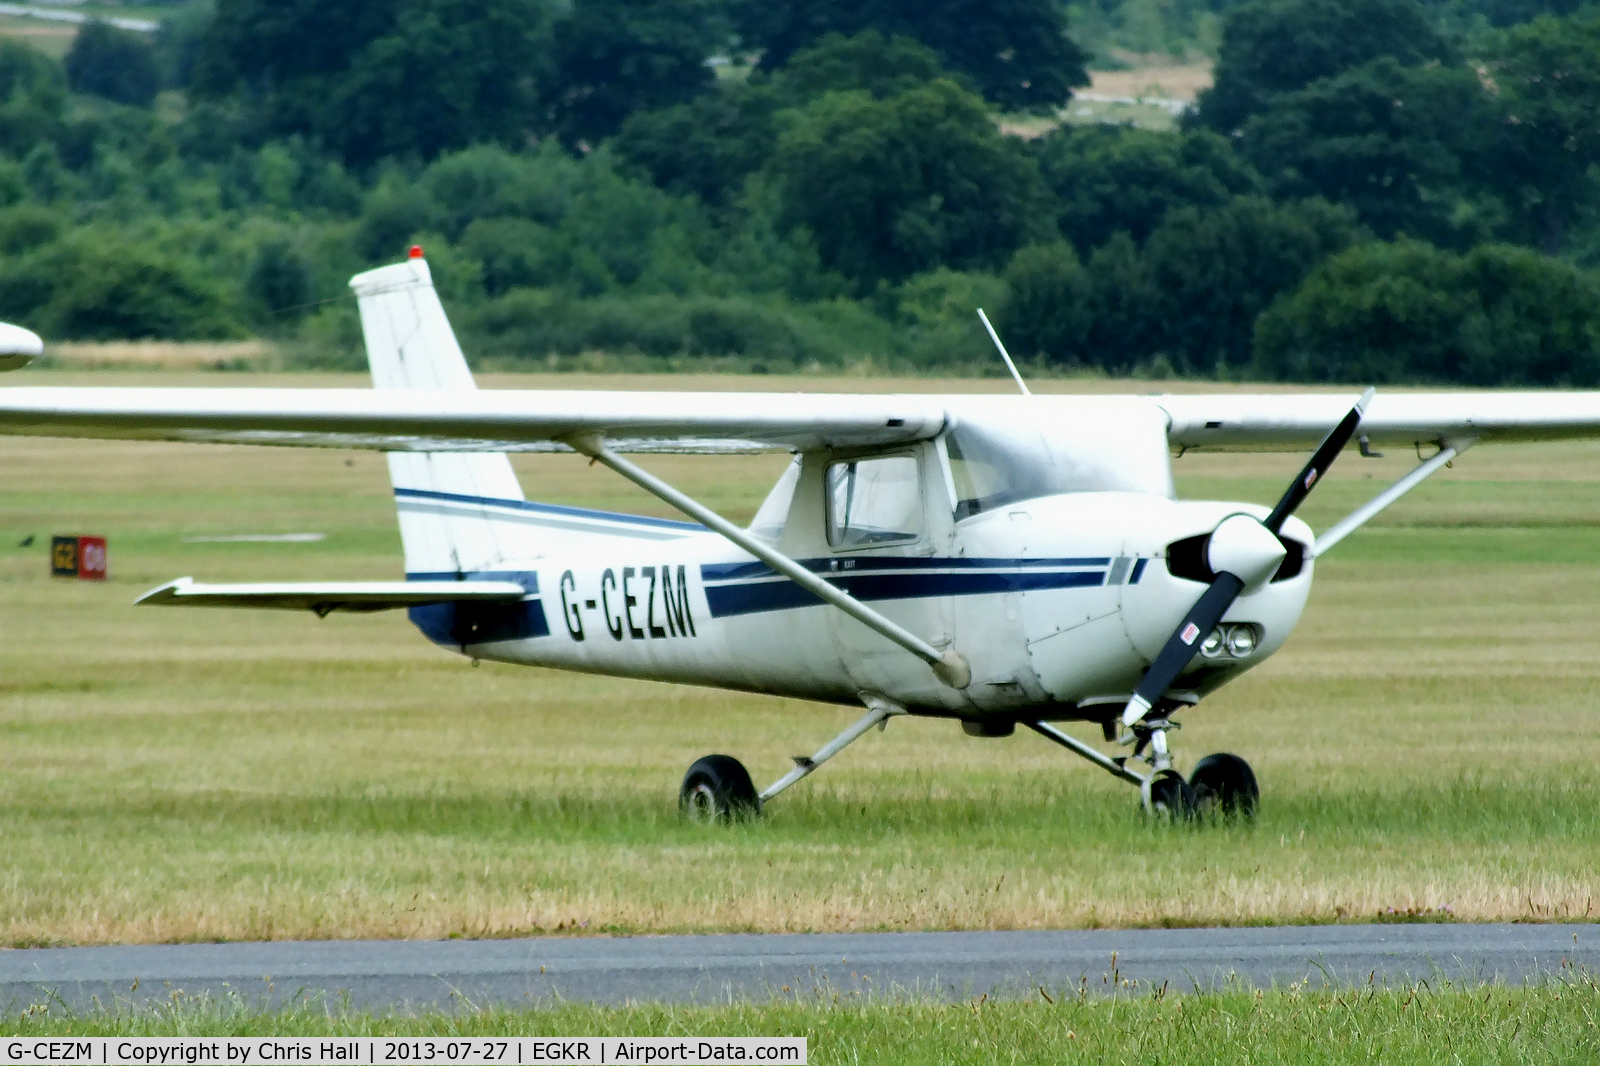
[1189,752,1259,820]
[679,754,760,823]
[1142,769,1197,821]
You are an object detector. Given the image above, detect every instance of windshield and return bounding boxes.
[941,399,1175,519]
[945,423,1059,519]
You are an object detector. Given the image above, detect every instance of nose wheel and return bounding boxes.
[1024,716,1259,823]
[1142,769,1197,820]
[1188,751,1259,819]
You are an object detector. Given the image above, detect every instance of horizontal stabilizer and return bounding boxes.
[137,577,528,615]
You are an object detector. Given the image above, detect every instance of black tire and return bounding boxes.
[679,754,760,823]
[1189,752,1259,820]
[1143,769,1197,821]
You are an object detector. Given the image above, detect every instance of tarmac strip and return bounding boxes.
[2,924,1595,1013]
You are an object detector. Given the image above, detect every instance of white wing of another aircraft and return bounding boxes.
[0,321,42,373]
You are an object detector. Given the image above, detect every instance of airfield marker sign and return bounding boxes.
[50,535,106,580]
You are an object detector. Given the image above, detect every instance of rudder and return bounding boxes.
[351,255,534,577]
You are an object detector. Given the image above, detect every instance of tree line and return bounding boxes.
[0,0,1595,385]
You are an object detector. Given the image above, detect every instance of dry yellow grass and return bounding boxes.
[0,17,76,60]
[45,341,277,371]
[1,369,1598,944]
[1089,62,1214,103]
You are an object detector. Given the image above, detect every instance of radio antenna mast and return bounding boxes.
[976,308,1030,396]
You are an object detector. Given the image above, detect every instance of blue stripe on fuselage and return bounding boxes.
[700,556,1113,582]
[394,488,702,532]
[700,559,1112,619]
[406,569,540,593]
[403,570,549,646]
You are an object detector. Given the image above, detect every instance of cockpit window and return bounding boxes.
[945,423,1057,519]
[826,455,921,549]
[748,456,801,541]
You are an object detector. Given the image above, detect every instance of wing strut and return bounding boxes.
[567,434,972,689]
[1312,438,1476,558]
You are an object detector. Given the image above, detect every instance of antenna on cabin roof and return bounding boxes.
[976,308,1030,396]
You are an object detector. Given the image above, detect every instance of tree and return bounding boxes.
[0,40,67,159]
[1254,239,1600,384]
[769,79,1050,288]
[0,228,243,340]
[1031,125,1262,249]
[613,32,947,207]
[1448,0,1585,27]
[614,86,782,206]
[1001,241,1094,365]
[1237,58,1508,246]
[193,0,551,167]
[545,0,724,151]
[65,20,160,107]
[770,31,948,104]
[1483,12,1600,254]
[152,2,215,90]
[1193,0,1451,135]
[1142,196,1363,373]
[733,0,1088,111]
[245,234,315,326]
[1081,233,1161,374]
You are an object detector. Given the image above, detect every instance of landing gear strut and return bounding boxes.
[679,695,907,822]
[1023,714,1258,822]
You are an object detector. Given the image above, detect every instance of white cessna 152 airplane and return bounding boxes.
[4,251,1600,822]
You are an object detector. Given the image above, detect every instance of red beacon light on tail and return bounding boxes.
[408,245,424,259]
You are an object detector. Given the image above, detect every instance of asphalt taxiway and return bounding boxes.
[2,923,1595,1013]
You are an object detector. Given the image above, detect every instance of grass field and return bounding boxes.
[2,369,1600,949]
[8,982,1600,1063]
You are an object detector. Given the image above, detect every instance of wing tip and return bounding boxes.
[136,576,193,606]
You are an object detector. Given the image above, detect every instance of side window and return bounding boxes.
[826,455,921,549]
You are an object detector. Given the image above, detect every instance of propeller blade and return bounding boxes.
[1121,572,1244,726]
[1121,388,1375,728]
[1262,387,1375,533]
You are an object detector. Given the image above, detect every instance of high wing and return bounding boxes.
[0,251,1595,454]
[1158,392,1600,451]
[0,386,947,454]
[1,388,1600,454]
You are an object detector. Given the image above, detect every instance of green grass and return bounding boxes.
[3,370,1600,946]
[9,983,1600,1063]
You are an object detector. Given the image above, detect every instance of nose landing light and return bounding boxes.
[1197,623,1261,661]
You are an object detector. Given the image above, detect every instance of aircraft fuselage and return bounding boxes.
[406,487,1315,725]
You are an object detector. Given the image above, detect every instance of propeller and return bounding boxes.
[1120,387,1376,728]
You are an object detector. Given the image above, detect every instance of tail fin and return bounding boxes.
[351,255,533,577]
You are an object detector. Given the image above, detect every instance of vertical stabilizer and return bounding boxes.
[351,255,532,577]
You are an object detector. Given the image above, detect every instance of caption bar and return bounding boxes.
[2,1041,805,1066]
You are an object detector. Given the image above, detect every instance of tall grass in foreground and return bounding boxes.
[7,981,1599,1063]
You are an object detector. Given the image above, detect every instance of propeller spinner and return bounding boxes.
[1120,388,1376,727]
